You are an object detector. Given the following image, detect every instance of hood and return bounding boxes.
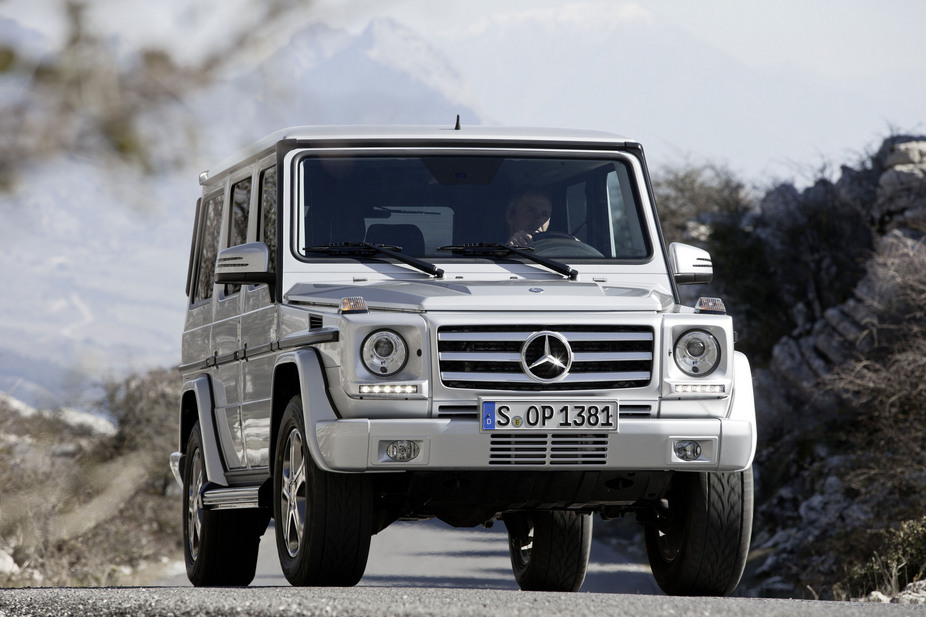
[284,279,673,312]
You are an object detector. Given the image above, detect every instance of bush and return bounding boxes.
[837,517,926,599]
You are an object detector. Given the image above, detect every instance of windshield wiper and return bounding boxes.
[438,242,578,280]
[304,242,444,278]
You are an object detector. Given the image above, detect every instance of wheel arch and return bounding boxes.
[179,375,228,486]
[269,348,340,475]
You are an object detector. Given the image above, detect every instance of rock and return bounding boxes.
[879,164,926,194]
[895,580,926,605]
[884,141,926,167]
[865,590,892,603]
[0,550,19,576]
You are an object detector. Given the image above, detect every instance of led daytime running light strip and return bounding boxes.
[674,384,725,394]
[359,384,418,395]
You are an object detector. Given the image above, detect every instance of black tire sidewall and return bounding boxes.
[272,395,373,586]
[273,396,314,581]
[182,426,208,583]
[505,510,592,592]
[645,469,753,596]
[183,423,265,586]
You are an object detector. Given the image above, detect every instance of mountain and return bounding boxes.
[436,6,893,181]
[190,19,480,164]
[0,17,481,408]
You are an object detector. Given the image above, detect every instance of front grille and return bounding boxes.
[489,433,609,465]
[438,325,653,391]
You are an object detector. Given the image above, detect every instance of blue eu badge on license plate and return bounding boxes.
[482,402,496,430]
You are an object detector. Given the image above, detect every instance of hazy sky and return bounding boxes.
[2,0,923,182]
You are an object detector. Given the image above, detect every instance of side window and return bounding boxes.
[193,194,224,304]
[230,178,251,248]
[259,167,277,273]
[224,178,252,297]
[606,167,648,258]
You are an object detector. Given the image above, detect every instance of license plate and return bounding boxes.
[480,400,618,431]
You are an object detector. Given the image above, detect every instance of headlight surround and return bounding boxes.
[674,329,720,376]
[361,329,408,377]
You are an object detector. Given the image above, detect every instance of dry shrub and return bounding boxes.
[828,236,926,596]
[0,368,182,587]
[832,237,926,484]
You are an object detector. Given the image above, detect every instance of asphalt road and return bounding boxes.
[158,517,661,593]
[1,520,919,616]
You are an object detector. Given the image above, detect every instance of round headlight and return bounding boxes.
[674,330,720,376]
[361,330,408,376]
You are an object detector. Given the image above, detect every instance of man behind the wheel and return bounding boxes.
[506,189,552,246]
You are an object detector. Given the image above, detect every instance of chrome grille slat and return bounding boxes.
[438,331,654,343]
[439,351,653,362]
[440,371,652,383]
[439,352,522,362]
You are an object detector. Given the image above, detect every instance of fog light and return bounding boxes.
[674,440,702,461]
[385,440,421,462]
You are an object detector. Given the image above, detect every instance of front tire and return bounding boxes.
[643,469,754,596]
[182,424,267,586]
[273,395,372,586]
[504,510,592,592]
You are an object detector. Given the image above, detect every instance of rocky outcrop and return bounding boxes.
[746,138,926,598]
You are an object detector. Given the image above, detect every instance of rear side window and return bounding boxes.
[229,178,251,248]
[259,167,278,273]
[225,178,252,296]
[192,194,224,304]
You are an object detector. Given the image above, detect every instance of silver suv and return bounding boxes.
[170,124,756,595]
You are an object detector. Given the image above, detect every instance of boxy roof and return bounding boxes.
[201,124,639,184]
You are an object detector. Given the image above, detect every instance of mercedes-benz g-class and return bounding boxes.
[170,124,756,595]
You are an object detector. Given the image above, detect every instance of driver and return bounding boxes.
[506,189,552,246]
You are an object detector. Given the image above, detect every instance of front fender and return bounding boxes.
[273,349,355,473]
[723,351,757,469]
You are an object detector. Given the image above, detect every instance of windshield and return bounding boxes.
[294,154,651,261]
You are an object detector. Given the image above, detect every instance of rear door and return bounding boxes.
[240,160,279,469]
[211,173,252,469]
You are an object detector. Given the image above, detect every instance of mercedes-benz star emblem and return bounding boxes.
[520,331,573,382]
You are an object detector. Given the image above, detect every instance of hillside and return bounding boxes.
[0,370,181,586]
[748,138,926,600]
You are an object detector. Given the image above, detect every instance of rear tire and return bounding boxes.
[504,510,592,592]
[273,395,372,586]
[182,424,268,586]
[643,468,754,596]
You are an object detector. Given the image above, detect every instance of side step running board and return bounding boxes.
[202,486,261,510]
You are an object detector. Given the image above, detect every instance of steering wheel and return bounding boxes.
[530,232,604,258]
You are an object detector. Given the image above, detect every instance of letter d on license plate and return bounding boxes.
[480,399,618,431]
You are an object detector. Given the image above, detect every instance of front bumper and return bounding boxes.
[314,416,754,473]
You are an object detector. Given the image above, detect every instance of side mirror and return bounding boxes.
[669,242,713,285]
[215,242,275,285]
